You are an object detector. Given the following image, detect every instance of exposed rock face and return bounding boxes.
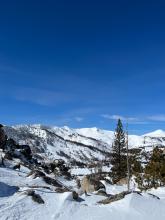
[41,160,71,179]
[98,191,142,204]
[19,145,32,160]
[72,191,79,200]
[55,187,70,193]
[4,152,13,160]
[98,191,131,204]
[26,170,46,179]
[26,190,45,204]
[42,176,62,187]
[0,124,7,150]
[116,178,128,186]
[95,189,107,197]
[0,125,33,164]
[81,175,105,193]
[76,178,81,189]
[4,138,17,152]
[2,136,33,162]
[81,176,94,193]
[13,163,21,170]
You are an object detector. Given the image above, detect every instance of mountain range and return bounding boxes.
[3,125,165,163]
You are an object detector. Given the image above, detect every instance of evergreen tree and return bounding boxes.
[111,119,127,183]
[144,147,165,189]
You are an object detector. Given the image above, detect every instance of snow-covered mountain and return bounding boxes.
[1,125,165,220]
[3,125,165,163]
[143,129,165,137]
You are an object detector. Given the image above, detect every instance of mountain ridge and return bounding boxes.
[3,124,165,163]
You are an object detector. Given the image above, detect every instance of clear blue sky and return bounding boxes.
[0,0,165,134]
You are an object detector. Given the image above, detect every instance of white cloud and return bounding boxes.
[147,115,165,122]
[101,114,138,122]
[75,117,84,122]
[101,114,165,124]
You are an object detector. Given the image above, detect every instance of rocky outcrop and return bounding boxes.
[0,126,33,163]
[98,191,142,204]
[116,178,128,186]
[0,124,7,151]
[26,170,46,178]
[42,176,62,187]
[81,175,105,194]
[41,160,71,179]
[98,191,131,204]
[26,190,44,204]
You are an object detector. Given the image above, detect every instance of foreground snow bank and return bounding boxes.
[1,166,165,220]
[1,188,165,220]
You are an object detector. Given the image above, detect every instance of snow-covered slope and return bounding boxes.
[76,127,165,149]
[4,125,110,163]
[4,125,165,163]
[1,165,165,220]
[75,127,114,144]
[143,129,165,137]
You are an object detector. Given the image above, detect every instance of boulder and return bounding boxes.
[95,189,108,197]
[81,175,105,194]
[98,191,131,204]
[4,152,13,160]
[13,163,21,170]
[27,190,44,204]
[116,178,128,186]
[55,187,70,193]
[72,191,79,200]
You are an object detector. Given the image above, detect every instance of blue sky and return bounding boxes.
[0,0,165,134]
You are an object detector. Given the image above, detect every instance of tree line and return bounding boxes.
[111,119,165,190]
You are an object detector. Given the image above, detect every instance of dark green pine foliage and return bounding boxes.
[144,147,165,189]
[111,119,127,183]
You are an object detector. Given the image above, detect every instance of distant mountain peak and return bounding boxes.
[143,129,165,137]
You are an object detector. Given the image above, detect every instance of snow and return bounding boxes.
[71,166,111,176]
[4,124,165,165]
[2,124,165,219]
[143,129,165,137]
[1,165,165,220]
[2,192,164,220]
[76,127,114,144]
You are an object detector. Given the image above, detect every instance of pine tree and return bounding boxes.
[145,147,165,188]
[111,119,127,183]
[144,147,165,189]
[132,147,165,190]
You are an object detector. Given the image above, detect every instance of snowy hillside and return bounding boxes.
[4,125,110,163]
[3,125,165,163]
